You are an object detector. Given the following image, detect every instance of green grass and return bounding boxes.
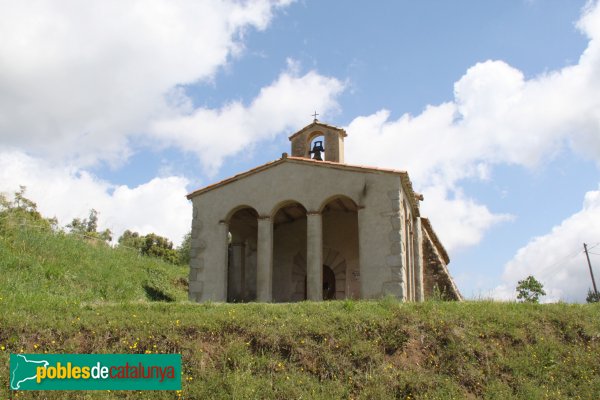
[0,221,188,310]
[1,223,600,399]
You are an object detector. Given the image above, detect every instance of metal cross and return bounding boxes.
[312,111,319,122]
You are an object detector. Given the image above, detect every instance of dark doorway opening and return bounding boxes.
[323,265,336,300]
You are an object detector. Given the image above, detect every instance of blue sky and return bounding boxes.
[1,0,599,301]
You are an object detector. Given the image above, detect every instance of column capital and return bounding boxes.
[306,211,321,216]
[257,215,272,221]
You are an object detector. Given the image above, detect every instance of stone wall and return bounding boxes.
[421,219,461,301]
[380,189,406,299]
[289,122,346,162]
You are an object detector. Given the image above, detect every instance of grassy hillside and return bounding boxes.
[0,219,188,310]
[1,223,600,399]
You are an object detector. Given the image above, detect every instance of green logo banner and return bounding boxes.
[10,354,181,391]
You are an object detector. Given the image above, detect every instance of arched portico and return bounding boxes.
[223,195,361,303]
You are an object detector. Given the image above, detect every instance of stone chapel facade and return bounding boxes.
[186,121,461,302]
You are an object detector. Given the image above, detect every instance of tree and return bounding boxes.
[0,186,58,232]
[118,229,144,250]
[117,230,179,264]
[516,275,546,303]
[177,232,191,266]
[141,233,179,264]
[14,185,38,213]
[67,209,112,243]
[586,289,600,303]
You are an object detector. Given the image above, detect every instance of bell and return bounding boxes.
[309,140,325,161]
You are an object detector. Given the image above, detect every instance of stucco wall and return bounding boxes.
[189,159,412,302]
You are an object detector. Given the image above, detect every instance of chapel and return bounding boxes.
[186,119,461,302]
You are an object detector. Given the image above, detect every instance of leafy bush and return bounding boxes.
[516,275,546,303]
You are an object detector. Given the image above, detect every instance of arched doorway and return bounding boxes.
[323,265,336,300]
[292,248,348,301]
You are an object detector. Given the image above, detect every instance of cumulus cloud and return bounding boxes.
[418,186,513,252]
[0,151,191,245]
[344,2,600,252]
[492,187,600,302]
[0,0,292,167]
[0,0,345,244]
[150,63,345,174]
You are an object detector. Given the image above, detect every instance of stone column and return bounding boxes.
[357,207,368,298]
[256,216,273,302]
[306,212,323,301]
[228,243,245,302]
[214,221,229,302]
[414,217,424,302]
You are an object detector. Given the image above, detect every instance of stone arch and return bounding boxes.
[269,199,308,219]
[318,194,360,213]
[306,130,325,143]
[225,204,258,223]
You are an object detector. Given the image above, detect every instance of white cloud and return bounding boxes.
[418,185,513,252]
[0,151,191,245]
[0,0,349,245]
[150,64,345,174]
[344,2,600,252]
[0,0,292,167]
[492,187,600,303]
